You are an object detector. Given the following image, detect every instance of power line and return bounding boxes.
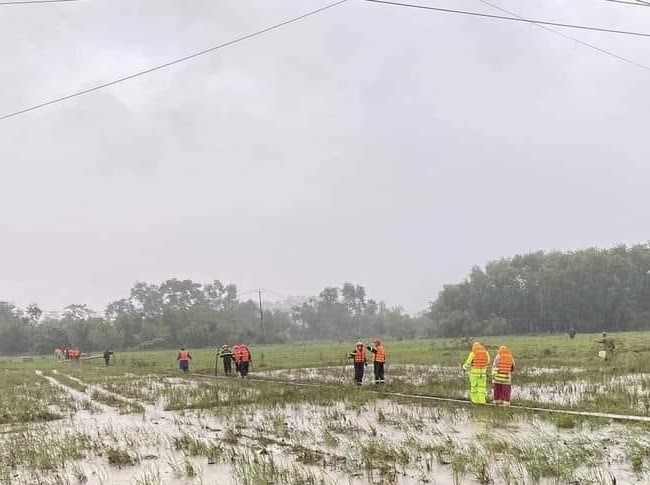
[0,0,348,121]
[604,0,650,6]
[364,0,650,38]
[0,0,81,4]
[475,0,650,73]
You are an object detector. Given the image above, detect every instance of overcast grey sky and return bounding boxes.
[1,0,649,314]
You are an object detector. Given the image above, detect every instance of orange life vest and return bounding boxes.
[179,350,189,361]
[232,346,241,362]
[374,345,386,363]
[240,347,250,363]
[472,347,488,369]
[493,351,515,384]
[497,352,514,374]
[354,347,366,363]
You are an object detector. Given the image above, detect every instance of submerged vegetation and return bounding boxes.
[1,335,650,483]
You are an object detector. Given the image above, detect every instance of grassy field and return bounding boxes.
[6,330,648,371]
[1,332,650,484]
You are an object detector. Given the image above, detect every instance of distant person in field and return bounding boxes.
[492,346,515,406]
[232,344,242,374]
[367,339,386,384]
[177,347,192,373]
[348,341,367,386]
[239,344,252,378]
[568,327,576,339]
[595,332,615,361]
[462,342,490,404]
[54,348,63,360]
[103,350,114,366]
[219,345,234,376]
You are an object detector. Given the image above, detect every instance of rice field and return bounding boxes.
[2,332,650,484]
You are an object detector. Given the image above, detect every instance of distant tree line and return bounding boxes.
[0,280,430,356]
[429,244,650,337]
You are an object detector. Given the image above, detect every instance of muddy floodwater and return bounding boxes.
[1,369,648,484]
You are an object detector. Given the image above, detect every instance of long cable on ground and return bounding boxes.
[475,0,650,73]
[364,0,650,38]
[0,0,348,121]
[192,372,650,423]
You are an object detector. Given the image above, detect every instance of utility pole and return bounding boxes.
[258,289,265,342]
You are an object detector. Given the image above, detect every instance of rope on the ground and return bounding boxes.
[191,373,650,424]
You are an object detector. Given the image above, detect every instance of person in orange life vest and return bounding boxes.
[367,339,386,384]
[492,346,515,406]
[348,341,367,386]
[462,342,490,404]
[177,347,192,373]
[239,344,252,378]
[232,344,242,374]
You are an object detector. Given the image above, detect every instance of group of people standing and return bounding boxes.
[462,342,515,405]
[218,344,252,377]
[175,344,253,377]
[172,333,619,409]
[53,347,82,360]
[348,339,386,385]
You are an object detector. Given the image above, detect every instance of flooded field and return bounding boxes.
[2,362,650,485]
[252,364,585,386]
[254,364,650,416]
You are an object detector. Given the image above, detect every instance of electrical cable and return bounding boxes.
[475,0,650,73]
[604,0,650,6]
[364,0,650,38]
[0,0,348,121]
[0,0,80,5]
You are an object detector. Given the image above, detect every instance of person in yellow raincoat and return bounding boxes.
[462,342,490,404]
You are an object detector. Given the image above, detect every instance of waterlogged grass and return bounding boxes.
[90,390,145,414]
[172,434,223,464]
[44,370,87,393]
[3,333,650,483]
[0,428,99,477]
[165,378,374,412]
[0,370,72,424]
[233,450,335,485]
[106,446,139,467]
